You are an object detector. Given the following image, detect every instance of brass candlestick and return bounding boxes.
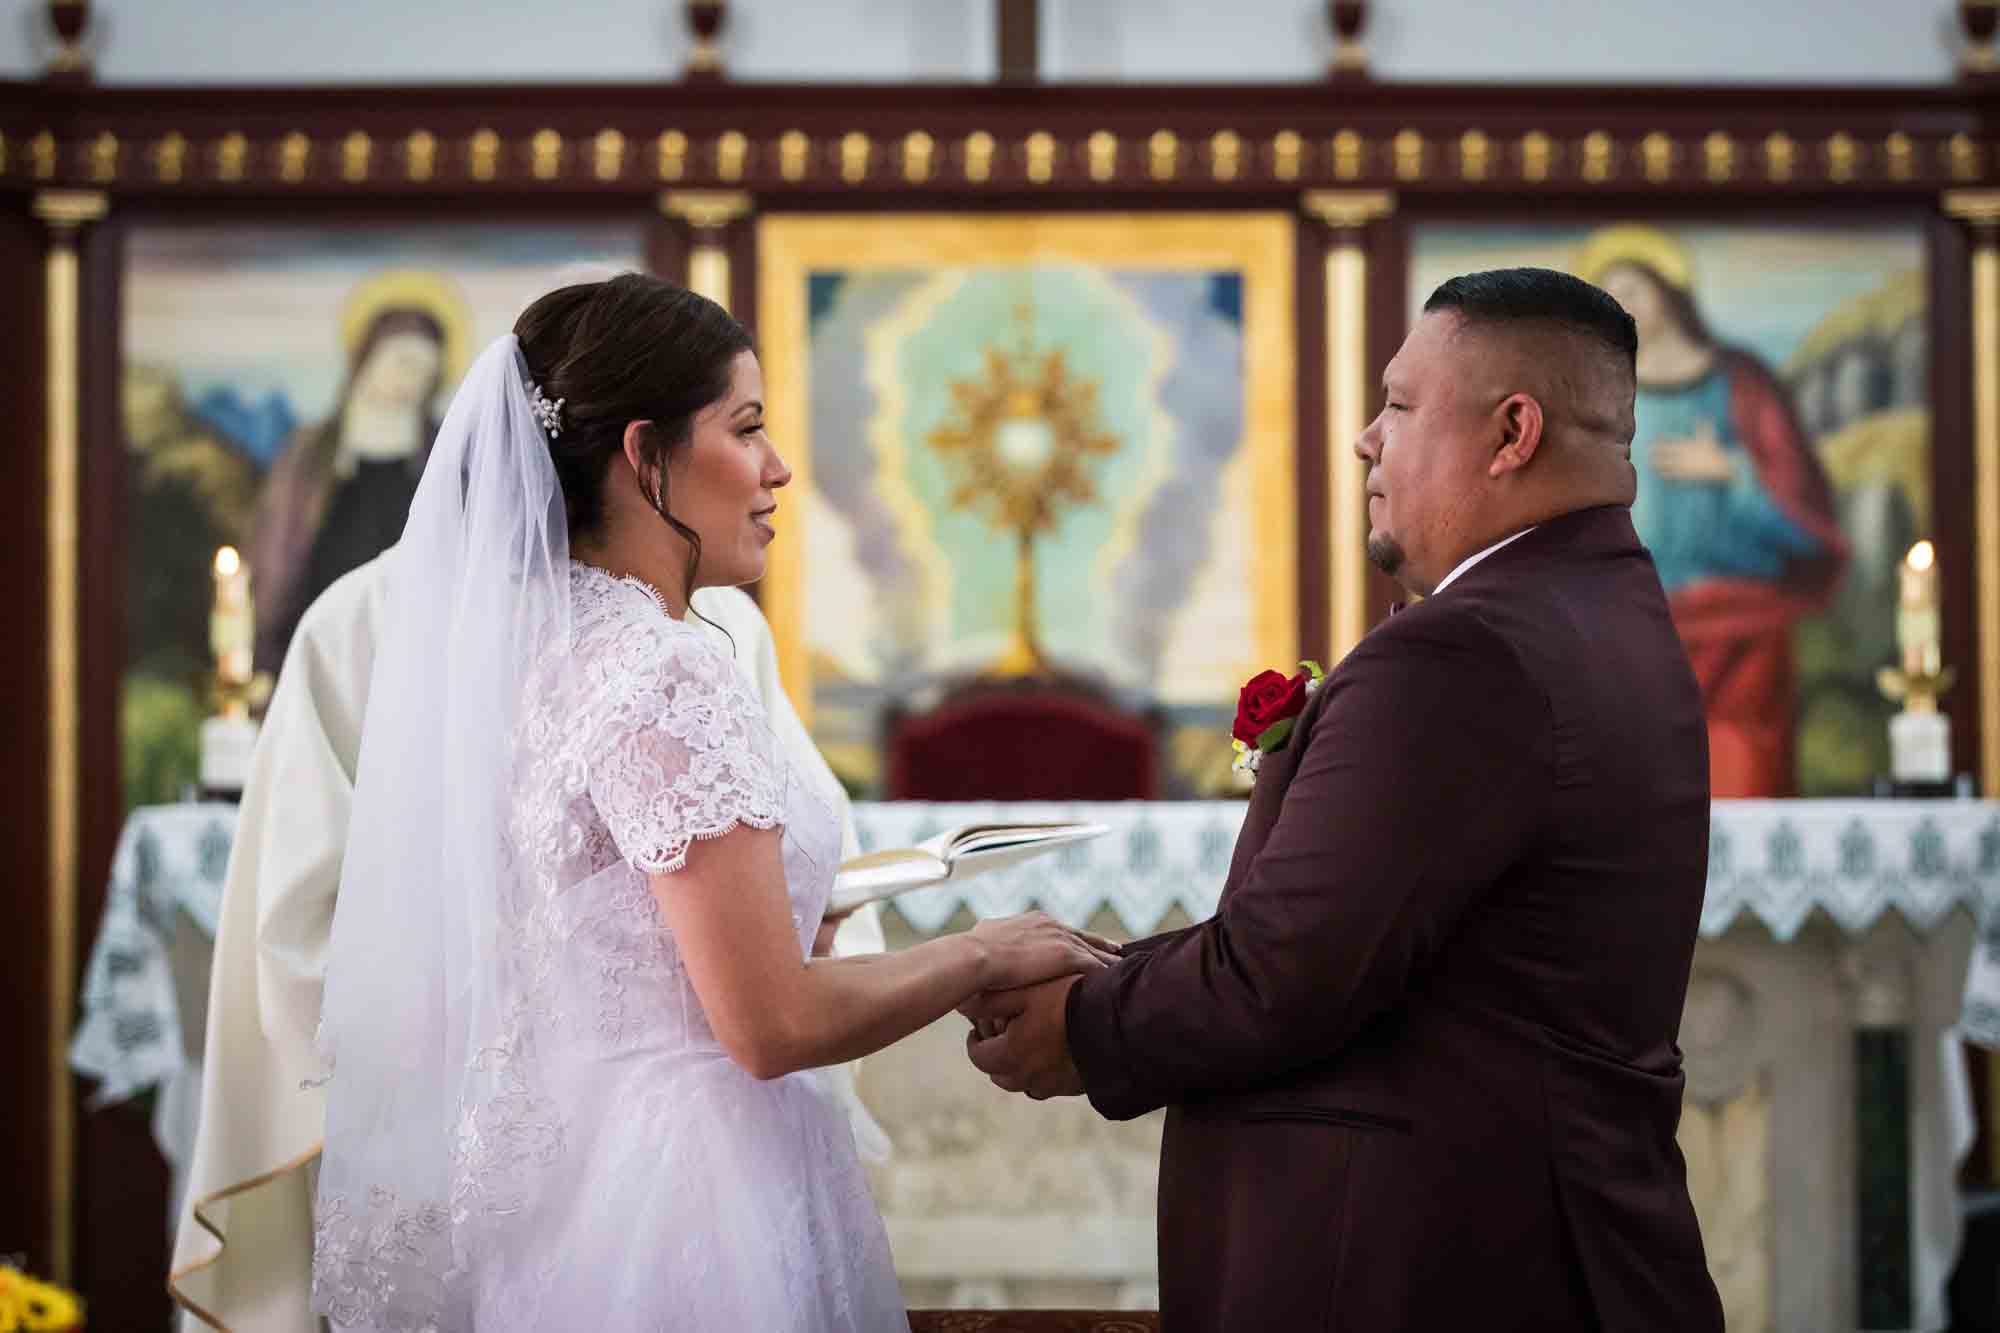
[209,546,264,718]
[202,546,270,797]
[1876,541,1956,783]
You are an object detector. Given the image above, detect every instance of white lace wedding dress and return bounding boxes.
[448,561,904,1330]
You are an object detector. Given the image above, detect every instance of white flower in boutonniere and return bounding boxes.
[1229,660,1326,778]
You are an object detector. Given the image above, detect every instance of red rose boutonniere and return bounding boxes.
[1231,660,1326,777]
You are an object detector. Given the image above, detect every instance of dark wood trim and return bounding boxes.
[727,209,757,337]
[1295,214,1329,660]
[1363,209,1408,626]
[644,208,690,289]
[3,79,1994,200]
[729,205,762,609]
[70,211,174,1333]
[77,213,123,1019]
[1929,209,1980,788]
[1929,206,1993,1189]
[0,205,52,1273]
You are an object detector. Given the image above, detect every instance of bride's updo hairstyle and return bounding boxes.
[514,273,753,607]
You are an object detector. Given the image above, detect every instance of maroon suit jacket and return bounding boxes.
[1067,505,1723,1332]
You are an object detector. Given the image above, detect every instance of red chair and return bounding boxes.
[882,672,1161,801]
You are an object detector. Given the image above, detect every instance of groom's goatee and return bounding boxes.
[1365,534,1405,576]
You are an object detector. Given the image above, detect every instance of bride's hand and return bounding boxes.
[967,911,1121,993]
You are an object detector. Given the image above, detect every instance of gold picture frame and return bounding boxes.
[755,212,1298,792]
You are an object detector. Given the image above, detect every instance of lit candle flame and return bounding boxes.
[214,545,242,578]
[1908,540,1935,573]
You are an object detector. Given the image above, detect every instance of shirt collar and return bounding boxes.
[1431,526,1536,595]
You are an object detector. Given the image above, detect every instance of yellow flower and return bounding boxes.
[19,1276,81,1332]
[0,1268,81,1333]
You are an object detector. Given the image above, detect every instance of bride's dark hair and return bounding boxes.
[513,273,752,612]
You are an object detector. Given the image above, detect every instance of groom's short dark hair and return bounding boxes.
[1424,267,1638,373]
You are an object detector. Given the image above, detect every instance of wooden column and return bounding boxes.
[1945,191,2000,804]
[661,189,753,315]
[31,186,106,1284]
[1302,190,1394,663]
[1944,190,2000,1188]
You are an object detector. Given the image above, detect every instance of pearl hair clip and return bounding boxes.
[528,381,565,438]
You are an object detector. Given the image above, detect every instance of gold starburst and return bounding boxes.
[924,294,1123,673]
[927,309,1119,535]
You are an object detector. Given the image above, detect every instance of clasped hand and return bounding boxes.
[956,911,1119,1101]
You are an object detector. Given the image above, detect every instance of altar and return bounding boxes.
[74,796,2000,1331]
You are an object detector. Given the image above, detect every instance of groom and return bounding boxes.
[966,268,1724,1331]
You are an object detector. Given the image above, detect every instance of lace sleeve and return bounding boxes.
[584,619,786,875]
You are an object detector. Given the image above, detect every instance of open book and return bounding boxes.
[830,822,1110,915]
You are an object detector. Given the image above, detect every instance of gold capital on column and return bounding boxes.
[1945,190,2000,809]
[661,190,754,312]
[1303,191,1395,660]
[33,187,106,1285]
[32,188,107,229]
[1302,189,1394,231]
[661,188,753,232]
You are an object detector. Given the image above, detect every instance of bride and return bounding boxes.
[310,274,1116,1331]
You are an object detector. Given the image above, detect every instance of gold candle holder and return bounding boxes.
[200,547,266,796]
[1877,540,1956,784]
[209,546,256,716]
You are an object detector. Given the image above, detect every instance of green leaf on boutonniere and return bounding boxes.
[1254,717,1296,753]
[1299,659,1324,680]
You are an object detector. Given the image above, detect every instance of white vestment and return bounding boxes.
[169,554,883,1331]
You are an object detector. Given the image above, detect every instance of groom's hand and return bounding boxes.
[964,975,1084,1100]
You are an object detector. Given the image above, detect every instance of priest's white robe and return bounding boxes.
[168,553,884,1331]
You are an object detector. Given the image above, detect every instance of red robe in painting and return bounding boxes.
[1665,350,1847,797]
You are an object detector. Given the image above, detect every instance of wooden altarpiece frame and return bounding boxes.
[4,77,1998,1325]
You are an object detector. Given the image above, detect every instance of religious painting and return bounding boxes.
[120,222,648,808]
[1411,222,1928,797]
[757,214,1297,798]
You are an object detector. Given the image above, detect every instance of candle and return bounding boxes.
[1896,540,1941,680]
[210,546,254,704]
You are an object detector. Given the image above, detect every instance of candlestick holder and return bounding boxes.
[1877,539,1956,787]
[202,546,271,798]
[1876,662,1956,713]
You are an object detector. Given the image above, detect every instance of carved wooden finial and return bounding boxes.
[685,0,729,81]
[1328,0,1370,81]
[1962,0,1999,79]
[45,0,94,82]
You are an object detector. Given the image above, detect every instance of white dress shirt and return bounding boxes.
[1431,527,1537,596]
